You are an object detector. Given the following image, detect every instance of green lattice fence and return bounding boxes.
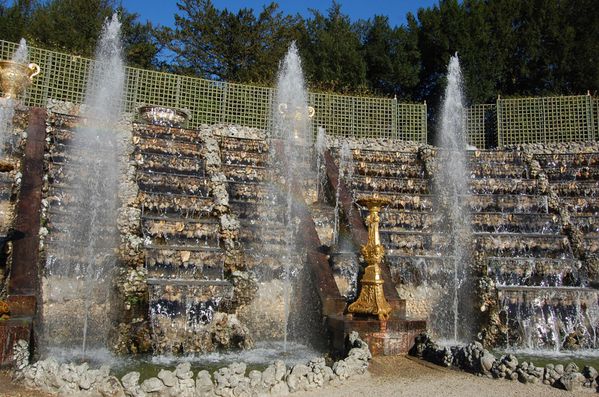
[0,39,427,142]
[497,95,595,146]
[466,104,496,149]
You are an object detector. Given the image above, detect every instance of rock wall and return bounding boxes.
[14,332,370,396]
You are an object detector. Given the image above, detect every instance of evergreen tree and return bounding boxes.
[164,0,302,83]
[301,2,367,93]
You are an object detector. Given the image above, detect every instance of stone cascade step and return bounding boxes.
[131,125,226,281]
[470,212,561,234]
[139,191,214,217]
[330,147,419,165]
[133,122,203,144]
[561,196,599,215]
[133,133,204,158]
[219,136,269,154]
[144,245,225,280]
[474,233,573,259]
[534,152,599,181]
[141,215,221,247]
[137,171,210,196]
[570,215,599,235]
[467,194,549,214]
[380,231,451,256]
[222,164,268,183]
[353,192,434,211]
[486,257,582,287]
[549,180,599,197]
[385,254,454,285]
[353,161,425,179]
[465,150,525,163]
[133,151,206,176]
[222,149,269,167]
[468,178,539,195]
[372,209,435,232]
[147,279,234,354]
[350,176,430,195]
[468,161,529,179]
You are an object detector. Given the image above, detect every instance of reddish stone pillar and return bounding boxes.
[8,107,46,315]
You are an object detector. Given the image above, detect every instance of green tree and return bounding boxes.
[0,0,159,69]
[0,0,38,43]
[164,0,302,83]
[301,2,367,93]
[359,14,420,98]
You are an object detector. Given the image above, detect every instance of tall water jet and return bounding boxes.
[433,53,472,342]
[271,42,315,350]
[42,14,125,358]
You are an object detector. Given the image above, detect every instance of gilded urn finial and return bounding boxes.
[0,60,40,99]
[347,194,393,321]
[277,103,315,141]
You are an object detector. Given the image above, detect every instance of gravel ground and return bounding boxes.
[295,356,596,397]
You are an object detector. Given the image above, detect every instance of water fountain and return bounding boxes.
[42,14,125,358]
[432,53,473,342]
[270,42,317,351]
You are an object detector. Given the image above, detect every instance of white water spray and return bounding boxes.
[434,53,472,342]
[44,14,125,358]
[272,42,311,351]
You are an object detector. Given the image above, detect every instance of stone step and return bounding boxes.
[352,161,425,179]
[222,164,269,183]
[139,191,214,217]
[134,151,206,176]
[468,161,529,179]
[135,136,203,158]
[144,245,224,280]
[562,196,599,215]
[331,148,417,165]
[137,171,210,196]
[221,150,269,167]
[550,180,599,197]
[487,257,581,287]
[474,233,572,258]
[219,136,269,153]
[350,176,429,194]
[496,285,598,301]
[132,123,203,145]
[147,279,236,354]
[142,217,220,245]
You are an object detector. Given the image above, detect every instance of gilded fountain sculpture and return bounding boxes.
[0,59,40,172]
[348,195,393,321]
[0,60,40,99]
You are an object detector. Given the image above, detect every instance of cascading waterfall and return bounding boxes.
[272,42,312,351]
[332,141,354,246]
[43,14,125,358]
[0,39,29,158]
[434,53,472,342]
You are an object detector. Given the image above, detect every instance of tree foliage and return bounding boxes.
[162,0,303,83]
[0,0,159,68]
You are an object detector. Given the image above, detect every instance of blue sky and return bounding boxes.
[121,0,440,28]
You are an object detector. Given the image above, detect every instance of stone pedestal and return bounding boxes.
[327,314,426,356]
[0,317,31,366]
